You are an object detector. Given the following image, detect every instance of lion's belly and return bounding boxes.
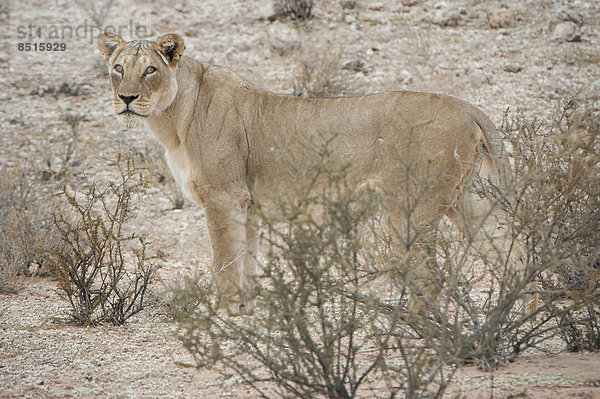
[250,144,384,206]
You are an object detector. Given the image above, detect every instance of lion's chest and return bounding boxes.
[165,146,195,202]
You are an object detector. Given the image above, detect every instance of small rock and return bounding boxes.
[184,28,199,37]
[368,3,385,11]
[398,70,414,84]
[504,65,523,73]
[401,0,419,6]
[342,55,368,75]
[344,14,357,23]
[552,22,582,42]
[340,0,357,10]
[249,2,274,20]
[433,9,461,27]
[38,380,44,385]
[487,10,515,29]
[267,21,300,56]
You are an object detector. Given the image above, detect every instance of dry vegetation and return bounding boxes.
[52,154,161,325]
[1,0,600,397]
[0,169,60,292]
[175,102,600,398]
[273,0,314,21]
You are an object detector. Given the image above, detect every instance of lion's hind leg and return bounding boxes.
[448,155,537,314]
[386,200,445,317]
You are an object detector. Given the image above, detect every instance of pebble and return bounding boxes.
[430,6,462,27]
[487,10,515,29]
[340,0,357,10]
[552,22,582,42]
[267,21,300,56]
[368,3,385,12]
[398,70,414,84]
[504,65,523,73]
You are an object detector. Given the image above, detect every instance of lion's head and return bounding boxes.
[97,32,185,124]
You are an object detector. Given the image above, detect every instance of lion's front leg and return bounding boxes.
[242,212,260,311]
[203,192,252,315]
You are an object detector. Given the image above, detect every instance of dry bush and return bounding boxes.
[52,153,161,325]
[149,275,204,321]
[75,0,115,28]
[293,48,365,98]
[0,111,91,293]
[427,99,600,369]
[502,100,600,352]
[40,111,92,183]
[0,168,61,292]
[175,99,600,396]
[176,144,459,398]
[273,0,314,21]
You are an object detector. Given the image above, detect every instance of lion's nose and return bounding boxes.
[119,94,139,105]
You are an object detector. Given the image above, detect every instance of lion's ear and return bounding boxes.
[97,31,125,63]
[155,34,185,67]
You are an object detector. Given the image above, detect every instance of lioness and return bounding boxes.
[98,32,519,314]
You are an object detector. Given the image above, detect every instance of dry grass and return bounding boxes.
[293,48,366,98]
[0,168,61,293]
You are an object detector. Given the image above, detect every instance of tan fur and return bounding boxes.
[98,33,521,314]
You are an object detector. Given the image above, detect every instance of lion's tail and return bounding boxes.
[471,109,512,187]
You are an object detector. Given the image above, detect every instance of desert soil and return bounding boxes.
[1,0,600,397]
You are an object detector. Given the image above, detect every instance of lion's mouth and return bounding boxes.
[119,109,147,117]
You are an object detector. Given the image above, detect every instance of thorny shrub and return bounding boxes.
[52,153,162,325]
[176,145,459,398]
[404,99,600,371]
[175,99,599,397]
[429,99,600,370]
[504,100,600,353]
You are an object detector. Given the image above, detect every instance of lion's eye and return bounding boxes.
[114,64,124,74]
[144,66,157,75]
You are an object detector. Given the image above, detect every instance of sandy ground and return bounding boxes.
[1,0,600,397]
